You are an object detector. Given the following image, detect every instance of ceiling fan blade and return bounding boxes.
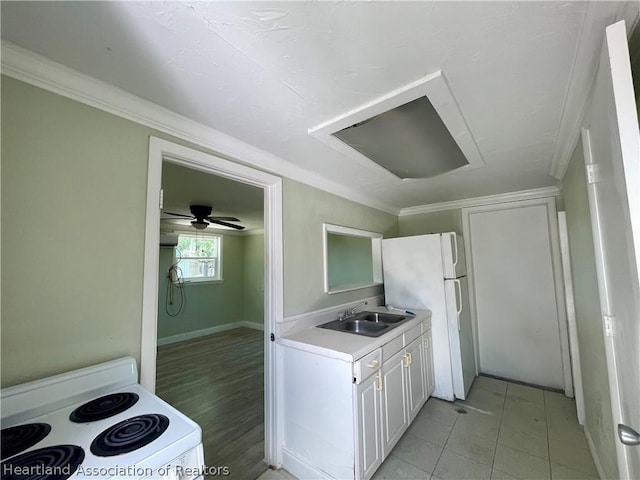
[210,219,245,230]
[164,212,193,219]
[208,216,240,222]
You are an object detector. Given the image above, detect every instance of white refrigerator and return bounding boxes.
[382,233,476,401]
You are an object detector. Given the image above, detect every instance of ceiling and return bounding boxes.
[161,162,264,233]
[1,1,632,212]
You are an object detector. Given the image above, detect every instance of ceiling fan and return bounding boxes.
[163,204,245,230]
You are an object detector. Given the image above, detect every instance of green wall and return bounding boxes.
[1,76,397,385]
[398,209,463,236]
[242,234,264,325]
[327,233,373,288]
[562,141,617,479]
[283,178,398,316]
[2,76,149,387]
[156,234,245,339]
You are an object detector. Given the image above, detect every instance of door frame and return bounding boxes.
[140,136,283,467]
[461,197,573,395]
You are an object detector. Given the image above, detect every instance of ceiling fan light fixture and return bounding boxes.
[191,220,209,230]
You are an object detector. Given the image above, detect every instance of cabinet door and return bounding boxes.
[423,332,435,396]
[406,337,426,422]
[380,350,408,456]
[356,374,383,480]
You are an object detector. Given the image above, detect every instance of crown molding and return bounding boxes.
[549,1,633,180]
[399,186,561,216]
[1,41,399,216]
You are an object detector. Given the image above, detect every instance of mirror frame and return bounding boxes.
[323,223,383,294]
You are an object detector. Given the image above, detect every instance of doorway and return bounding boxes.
[462,197,572,393]
[141,137,283,470]
[156,160,266,476]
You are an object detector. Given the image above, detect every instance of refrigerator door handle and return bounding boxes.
[451,233,458,269]
[454,279,463,330]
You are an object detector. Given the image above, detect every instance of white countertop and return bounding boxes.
[278,307,432,362]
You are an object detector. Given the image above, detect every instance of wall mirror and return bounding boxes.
[323,223,383,294]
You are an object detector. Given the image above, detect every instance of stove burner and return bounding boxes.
[90,414,169,457]
[0,423,51,460]
[69,392,139,423]
[0,444,84,480]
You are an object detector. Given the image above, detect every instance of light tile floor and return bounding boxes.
[258,376,600,480]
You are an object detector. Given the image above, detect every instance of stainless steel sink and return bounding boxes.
[317,311,411,337]
[354,311,406,323]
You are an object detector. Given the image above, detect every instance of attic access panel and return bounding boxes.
[333,96,468,179]
[309,71,484,180]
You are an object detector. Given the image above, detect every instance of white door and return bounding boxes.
[405,337,426,422]
[445,277,476,399]
[356,374,383,480]
[581,20,640,479]
[380,350,408,456]
[423,332,436,396]
[464,199,568,390]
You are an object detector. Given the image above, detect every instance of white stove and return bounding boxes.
[0,357,204,479]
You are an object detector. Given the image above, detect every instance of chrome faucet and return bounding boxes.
[342,300,368,320]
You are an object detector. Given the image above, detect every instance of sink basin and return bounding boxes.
[317,318,390,337]
[355,311,407,324]
[341,319,388,334]
[317,311,411,337]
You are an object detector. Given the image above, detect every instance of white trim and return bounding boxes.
[549,2,602,179]
[322,223,383,294]
[549,1,638,179]
[399,186,561,216]
[175,232,223,283]
[157,322,242,347]
[157,321,265,347]
[1,41,398,216]
[309,71,484,181]
[558,212,585,422]
[461,197,572,393]
[281,448,327,480]
[241,321,265,331]
[141,136,282,466]
[584,425,607,480]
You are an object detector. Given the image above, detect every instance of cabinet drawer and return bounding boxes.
[382,335,404,361]
[354,348,382,384]
[403,324,422,345]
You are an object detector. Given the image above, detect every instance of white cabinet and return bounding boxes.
[356,373,383,479]
[378,336,426,456]
[406,337,426,423]
[422,325,436,396]
[281,315,434,480]
[380,348,408,455]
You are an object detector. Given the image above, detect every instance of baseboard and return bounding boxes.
[478,373,565,394]
[158,321,251,346]
[584,425,606,480]
[240,321,265,331]
[281,448,326,480]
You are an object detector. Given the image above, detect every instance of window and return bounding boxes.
[176,234,222,282]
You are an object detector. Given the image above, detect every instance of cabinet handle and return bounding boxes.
[367,359,379,368]
[403,354,410,368]
[408,352,413,365]
[376,374,383,391]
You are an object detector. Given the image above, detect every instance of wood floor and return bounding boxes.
[156,328,266,480]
